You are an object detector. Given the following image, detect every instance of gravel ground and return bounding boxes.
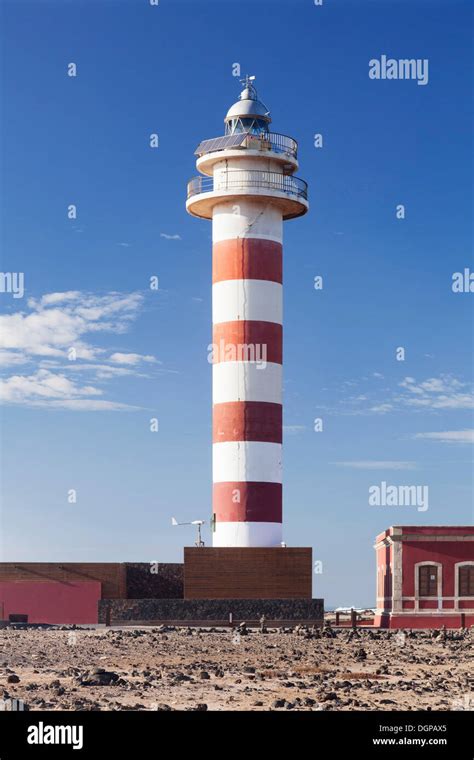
[0,623,472,712]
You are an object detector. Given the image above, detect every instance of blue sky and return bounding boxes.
[0,0,472,607]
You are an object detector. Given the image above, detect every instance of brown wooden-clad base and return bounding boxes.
[184,547,312,600]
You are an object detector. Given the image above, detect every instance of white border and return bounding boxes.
[414,561,443,611]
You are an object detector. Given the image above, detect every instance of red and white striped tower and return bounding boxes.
[186,77,308,547]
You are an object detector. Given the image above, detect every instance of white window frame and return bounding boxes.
[414,561,443,611]
[454,561,474,610]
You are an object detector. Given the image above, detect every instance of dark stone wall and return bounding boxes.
[125,563,183,600]
[99,597,324,625]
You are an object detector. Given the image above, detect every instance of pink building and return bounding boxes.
[374,526,474,629]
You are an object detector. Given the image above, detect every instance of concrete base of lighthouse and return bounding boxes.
[95,548,324,627]
[98,547,323,627]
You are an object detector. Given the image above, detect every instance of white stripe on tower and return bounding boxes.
[213,280,283,324]
[212,198,283,547]
[213,441,282,483]
[212,362,282,405]
[212,200,283,243]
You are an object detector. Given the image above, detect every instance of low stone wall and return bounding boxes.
[125,563,183,599]
[99,597,324,626]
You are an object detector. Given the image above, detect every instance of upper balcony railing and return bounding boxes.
[266,133,298,158]
[187,170,308,202]
[195,131,298,160]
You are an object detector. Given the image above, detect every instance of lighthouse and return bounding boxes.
[186,76,308,548]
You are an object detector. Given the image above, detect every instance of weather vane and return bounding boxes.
[240,74,257,94]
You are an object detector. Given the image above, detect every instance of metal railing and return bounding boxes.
[187,170,308,201]
[265,132,298,158]
[196,131,298,159]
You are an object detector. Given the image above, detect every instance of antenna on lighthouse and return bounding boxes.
[238,74,270,116]
[240,74,256,85]
[171,517,206,547]
[239,74,257,99]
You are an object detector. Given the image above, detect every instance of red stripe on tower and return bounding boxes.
[212,321,283,365]
[213,238,282,284]
[213,401,282,444]
[212,482,283,522]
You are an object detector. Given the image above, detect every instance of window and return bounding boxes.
[226,118,269,136]
[419,564,438,596]
[459,565,474,596]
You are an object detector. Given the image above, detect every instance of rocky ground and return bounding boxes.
[0,623,472,711]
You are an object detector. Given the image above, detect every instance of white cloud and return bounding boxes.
[414,430,474,444]
[283,425,306,434]
[38,291,82,307]
[370,403,394,414]
[0,291,144,361]
[42,361,142,379]
[401,375,463,393]
[0,370,140,411]
[0,369,100,402]
[420,378,458,392]
[160,233,181,240]
[334,461,417,470]
[46,399,139,411]
[0,290,159,410]
[398,375,470,408]
[109,352,157,366]
[367,375,474,414]
[404,393,474,410]
[0,350,29,367]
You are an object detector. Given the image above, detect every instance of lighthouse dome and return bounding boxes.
[224,76,271,135]
[225,97,270,120]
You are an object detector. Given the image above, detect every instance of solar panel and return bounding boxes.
[194,133,249,156]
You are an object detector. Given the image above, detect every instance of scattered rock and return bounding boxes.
[78,670,119,686]
[272,699,286,709]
